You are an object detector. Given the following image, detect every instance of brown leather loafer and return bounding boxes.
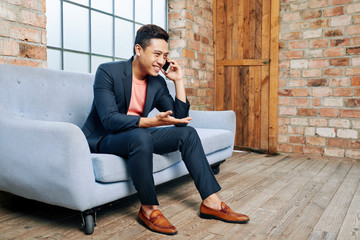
[138,208,177,235]
[200,202,250,223]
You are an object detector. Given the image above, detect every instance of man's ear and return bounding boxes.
[134,44,142,56]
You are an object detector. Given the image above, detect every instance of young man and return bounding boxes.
[82,24,249,235]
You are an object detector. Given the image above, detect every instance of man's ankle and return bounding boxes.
[141,205,158,219]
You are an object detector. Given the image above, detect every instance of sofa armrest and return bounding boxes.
[188,110,236,151]
[0,109,95,210]
[188,110,236,133]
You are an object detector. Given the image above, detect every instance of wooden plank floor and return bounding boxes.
[1,152,360,239]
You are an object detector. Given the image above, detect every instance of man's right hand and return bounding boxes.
[139,110,192,128]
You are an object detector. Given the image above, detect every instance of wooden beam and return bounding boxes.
[217,59,270,66]
[268,0,280,154]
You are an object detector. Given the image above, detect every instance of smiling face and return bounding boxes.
[135,38,169,78]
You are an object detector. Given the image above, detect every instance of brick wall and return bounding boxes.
[168,0,215,110]
[0,0,47,67]
[278,0,360,159]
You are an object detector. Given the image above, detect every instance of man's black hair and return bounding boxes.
[134,24,169,54]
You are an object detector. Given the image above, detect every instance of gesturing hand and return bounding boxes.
[155,110,192,125]
[139,110,192,128]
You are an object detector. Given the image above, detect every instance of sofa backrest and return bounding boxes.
[0,64,176,128]
[0,64,95,128]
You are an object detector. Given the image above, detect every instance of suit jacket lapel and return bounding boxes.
[143,75,156,117]
[122,58,133,110]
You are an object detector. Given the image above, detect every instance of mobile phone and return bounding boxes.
[162,60,170,73]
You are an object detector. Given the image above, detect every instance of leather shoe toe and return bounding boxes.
[200,202,250,223]
[138,208,177,235]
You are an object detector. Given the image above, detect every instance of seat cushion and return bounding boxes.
[92,128,233,183]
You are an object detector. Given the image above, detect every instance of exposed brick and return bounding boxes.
[310,118,328,126]
[293,88,311,97]
[352,77,360,86]
[333,88,353,96]
[288,126,306,134]
[330,15,351,27]
[328,138,348,148]
[346,149,360,159]
[347,25,360,35]
[324,29,344,37]
[316,127,336,137]
[289,40,308,49]
[346,47,360,55]
[350,140,360,149]
[324,148,345,157]
[308,136,326,145]
[20,9,46,28]
[309,39,328,48]
[324,47,345,57]
[0,38,18,56]
[303,9,322,19]
[285,51,303,59]
[279,106,297,115]
[330,38,351,47]
[19,43,46,60]
[305,127,316,136]
[279,89,293,96]
[8,58,40,67]
[355,89,360,97]
[308,78,327,87]
[299,108,317,116]
[329,77,350,87]
[324,68,344,76]
[291,98,310,106]
[312,98,322,106]
[329,119,351,128]
[346,3,360,14]
[331,0,351,5]
[309,0,328,8]
[310,19,329,29]
[289,136,306,144]
[319,108,339,117]
[346,67,360,76]
[344,98,360,108]
[337,129,358,139]
[355,15,360,24]
[330,58,349,66]
[324,6,344,17]
[312,87,331,96]
[309,60,328,68]
[324,98,343,107]
[303,145,323,155]
[340,109,360,118]
[304,29,323,39]
[278,144,293,153]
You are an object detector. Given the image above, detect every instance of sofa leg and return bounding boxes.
[81,210,96,235]
[211,160,226,175]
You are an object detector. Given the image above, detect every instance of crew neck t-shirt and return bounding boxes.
[127,77,147,116]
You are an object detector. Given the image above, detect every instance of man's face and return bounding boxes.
[137,38,169,77]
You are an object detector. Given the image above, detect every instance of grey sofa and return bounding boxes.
[0,64,236,234]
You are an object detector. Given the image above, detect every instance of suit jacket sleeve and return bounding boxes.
[93,64,140,133]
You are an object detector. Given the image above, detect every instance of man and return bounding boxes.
[82,24,249,235]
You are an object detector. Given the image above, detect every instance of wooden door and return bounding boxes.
[214,0,279,154]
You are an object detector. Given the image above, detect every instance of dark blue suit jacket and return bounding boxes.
[81,57,190,153]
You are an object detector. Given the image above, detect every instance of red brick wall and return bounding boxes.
[279,0,360,159]
[0,0,47,67]
[168,0,215,110]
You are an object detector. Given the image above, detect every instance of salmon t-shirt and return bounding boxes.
[127,77,147,116]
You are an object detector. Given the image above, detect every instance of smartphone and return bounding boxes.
[162,60,170,73]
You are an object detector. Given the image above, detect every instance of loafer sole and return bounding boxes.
[137,217,178,235]
[200,212,250,224]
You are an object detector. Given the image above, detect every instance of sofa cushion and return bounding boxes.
[92,128,233,183]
